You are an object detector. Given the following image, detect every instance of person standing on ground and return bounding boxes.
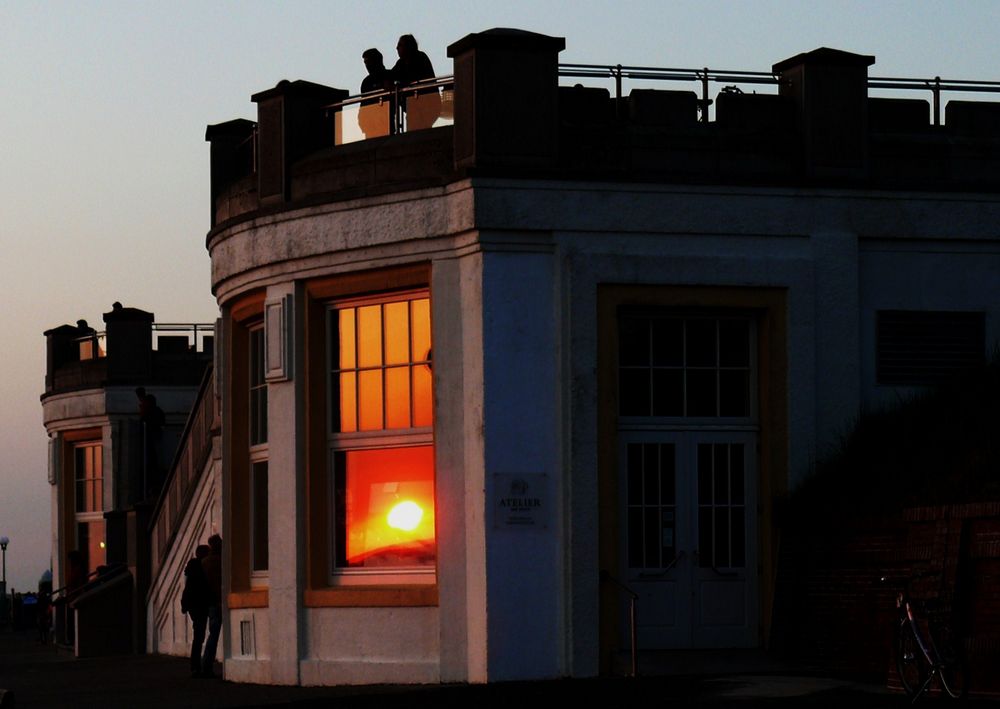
[200,534,223,678]
[181,544,210,677]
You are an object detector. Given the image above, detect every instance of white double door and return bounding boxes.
[620,430,758,649]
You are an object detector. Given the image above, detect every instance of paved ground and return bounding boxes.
[1,628,996,708]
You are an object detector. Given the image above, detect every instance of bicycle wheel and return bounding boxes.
[896,622,929,699]
[933,626,969,700]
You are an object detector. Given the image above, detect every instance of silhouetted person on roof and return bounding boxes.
[359,48,392,138]
[181,544,211,677]
[391,34,440,131]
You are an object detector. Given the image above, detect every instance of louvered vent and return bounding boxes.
[876,310,985,385]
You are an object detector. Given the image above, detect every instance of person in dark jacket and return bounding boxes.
[181,544,211,676]
[200,534,223,678]
[391,34,440,130]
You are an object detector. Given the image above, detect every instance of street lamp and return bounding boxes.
[0,536,8,587]
[0,536,8,626]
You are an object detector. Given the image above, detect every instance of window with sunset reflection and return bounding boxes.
[328,291,435,576]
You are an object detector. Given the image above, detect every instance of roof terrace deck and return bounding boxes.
[206,29,1000,235]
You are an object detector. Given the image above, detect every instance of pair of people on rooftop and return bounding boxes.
[359,34,440,136]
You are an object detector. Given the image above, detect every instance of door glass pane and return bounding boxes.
[642,443,659,507]
[714,444,729,505]
[731,446,745,505]
[659,446,675,506]
[714,508,730,568]
[643,508,659,567]
[698,507,713,568]
[732,507,746,567]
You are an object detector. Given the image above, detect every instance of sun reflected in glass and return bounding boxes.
[387,500,424,532]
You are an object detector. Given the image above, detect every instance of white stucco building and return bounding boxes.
[72,29,1000,683]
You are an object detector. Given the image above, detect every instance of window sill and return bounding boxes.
[227,589,269,609]
[304,586,438,608]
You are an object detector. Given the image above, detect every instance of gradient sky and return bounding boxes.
[1,0,997,592]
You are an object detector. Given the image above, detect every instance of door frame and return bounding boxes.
[596,285,789,672]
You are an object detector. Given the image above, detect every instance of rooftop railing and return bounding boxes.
[71,323,214,362]
[558,63,1000,126]
[326,76,455,145]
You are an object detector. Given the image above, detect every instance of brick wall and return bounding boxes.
[773,503,1000,696]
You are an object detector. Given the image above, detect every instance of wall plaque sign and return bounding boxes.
[493,473,549,529]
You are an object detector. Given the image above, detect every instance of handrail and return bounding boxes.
[600,569,639,678]
[324,75,455,137]
[148,365,217,581]
[50,563,129,604]
[558,62,1000,126]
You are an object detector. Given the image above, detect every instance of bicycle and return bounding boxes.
[884,574,969,702]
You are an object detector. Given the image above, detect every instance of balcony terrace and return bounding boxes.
[206,29,1000,234]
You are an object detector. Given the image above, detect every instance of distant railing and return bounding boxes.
[70,323,213,362]
[325,75,455,145]
[558,63,1000,126]
[151,323,215,354]
[149,366,217,581]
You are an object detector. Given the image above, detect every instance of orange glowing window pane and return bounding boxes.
[384,301,410,365]
[358,369,383,430]
[411,299,431,364]
[339,309,356,369]
[412,364,432,427]
[335,446,435,568]
[339,372,357,432]
[358,305,382,368]
[385,366,411,429]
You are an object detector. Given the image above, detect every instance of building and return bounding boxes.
[83,29,1000,683]
[41,304,213,655]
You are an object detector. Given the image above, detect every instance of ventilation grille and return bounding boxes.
[239,619,254,657]
[877,310,985,385]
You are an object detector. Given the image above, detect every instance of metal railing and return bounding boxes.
[325,75,455,145]
[70,323,213,362]
[558,63,1000,126]
[601,569,639,677]
[148,366,217,582]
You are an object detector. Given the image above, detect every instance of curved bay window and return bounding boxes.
[328,292,435,580]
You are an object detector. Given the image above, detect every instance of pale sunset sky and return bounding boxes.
[1,0,997,591]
